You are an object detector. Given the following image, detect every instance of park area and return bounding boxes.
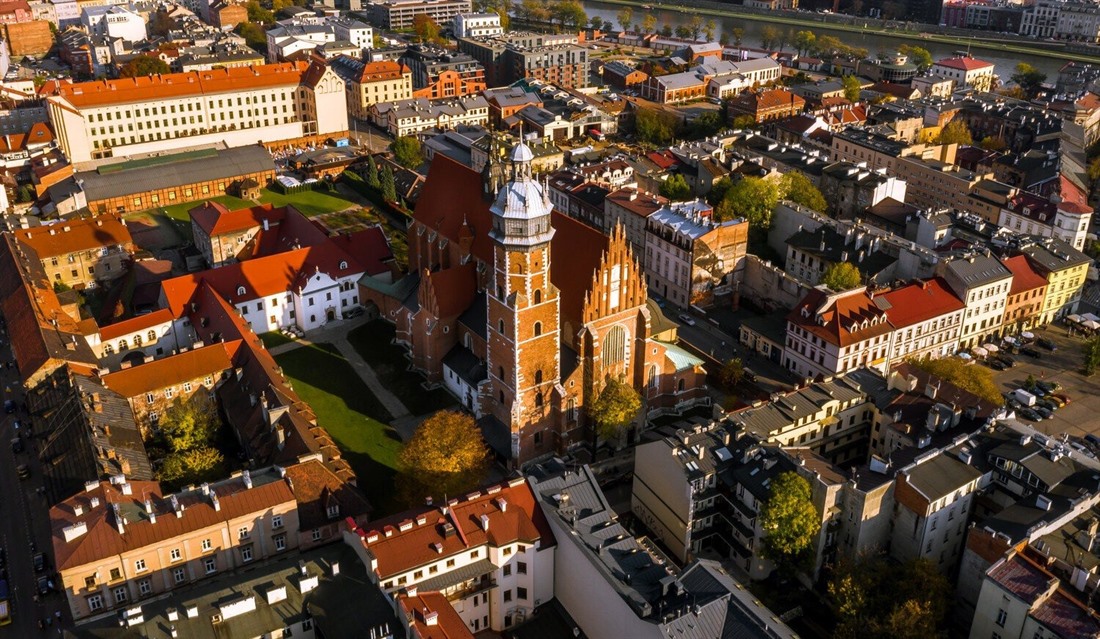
[274,342,403,514]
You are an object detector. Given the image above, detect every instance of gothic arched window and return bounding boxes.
[602,326,626,368]
[535,392,543,407]
[498,366,505,380]
[498,319,505,334]
[533,322,542,337]
[535,369,543,384]
[534,289,542,304]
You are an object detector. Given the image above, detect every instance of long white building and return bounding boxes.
[44,61,348,163]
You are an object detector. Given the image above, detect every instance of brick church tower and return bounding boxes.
[482,141,561,462]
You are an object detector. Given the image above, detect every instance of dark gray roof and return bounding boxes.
[943,253,1012,287]
[786,226,896,281]
[739,311,788,346]
[728,371,884,441]
[441,344,486,387]
[902,450,982,502]
[457,291,487,340]
[67,146,274,203]
[1020,238,1091,273]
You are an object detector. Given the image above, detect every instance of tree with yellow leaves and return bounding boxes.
[398,410,490,506]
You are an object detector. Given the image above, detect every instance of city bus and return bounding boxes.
[0,578,11,626]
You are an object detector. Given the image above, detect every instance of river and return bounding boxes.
[582,0,1071,79]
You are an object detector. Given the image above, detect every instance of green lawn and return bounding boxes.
[259,331,296,349]
[347,321,457,415]
[274,342,403,514]
[257,187,358,216]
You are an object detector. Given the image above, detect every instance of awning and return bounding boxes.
[415,559,498,593]
[1068,314,1083,324]
[973,347,988,357]
[1086,320,1100,330]
[983,343,1000,352]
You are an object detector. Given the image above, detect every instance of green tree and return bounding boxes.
[365,155,380,189]
[551,0,586,30]
[688,111,723,139]
[730,114,756,129]
[642,14,657,34]
[1011,62,1047,98]
[675,25,692,40]
[689,15,704,40]
[842,74,862,102]
[780,171,827,212]
[589,378,641,440]
[635,108,678,146]
[659,173,692,200]
[245,0,273,23]
[793,30,815,56]
[1084,335,1100,376]
[716,357,744,388]
[397,410,489,505]
[660,24,673,37]
[716,176,779,227]
[236,21,267,52]
[158,446,225,487]
[820,262,862,291]
[830,556,952,639]
[703,19,716,41]
[760,25,781,50]
[898,44,932,70]
[759,471,820,571]
[380,164,397,202]
[616,7,633,31]
[936,119,973,145]
[979,135,1007,151]
[53,281,72,293]
[907,356,1003,404]
[149,10,179,37]
[160,399,219,453]
[412,14,441,42]
[390,136,423,169]
[119,55,170,78]
[15,184,34,203]
[707,176,734,205]
[1024,373,1037,390]
[730,27,744,46]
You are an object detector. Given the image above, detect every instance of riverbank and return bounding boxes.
[592,0,1100,65]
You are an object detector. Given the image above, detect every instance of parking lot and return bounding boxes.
[989,324,1100,440]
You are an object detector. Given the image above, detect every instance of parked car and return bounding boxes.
[1021,347,1042,359]
[1045,395,1066,408]
[3,400,13,414]
[1037,337,1057,351]
[677,313,696,326]
[1019,408,1043,422]
[1035,406,1054,419]
[1037,400,1058,412]
[1086,433,1100,448]
[16,464,29,480]
[996,354,1017,368]
[1036,380,1059,393]
[1052,393,1072,405]
[986,358,1007,371]
[32,552,45,573]
[10,438,22,454]
[35,575,53,596]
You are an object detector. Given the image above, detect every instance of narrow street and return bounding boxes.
[0,330,68,636]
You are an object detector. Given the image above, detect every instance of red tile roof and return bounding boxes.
[189,201,287,237]
[349,479,554,579]
[787,288,893,347]
[0,121,53,153]
[51,473,295,571]
[43,62,310,108]
[550,212,608,331]
[98,308,175,341]
[605,188,667,218]
[933,56,994,71]
[100,341,234,398]
[1002,255,1048,296]
[327,227,394,277]
[14,216,132,259]
[413,154,495,265]
[878,278,964,329]
[397,591,474,639]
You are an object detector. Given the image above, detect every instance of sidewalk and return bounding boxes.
[267,319,412,421]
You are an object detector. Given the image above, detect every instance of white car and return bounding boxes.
[678,313,696,326]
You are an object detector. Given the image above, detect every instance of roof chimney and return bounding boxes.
[479,513,490,531]
[242,470,252,490]
[211,492,220,511]
[112,503,125,534]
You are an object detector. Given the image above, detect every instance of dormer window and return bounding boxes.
[327,504,340,519]
[339,261,347,270]
[237,285,246,296]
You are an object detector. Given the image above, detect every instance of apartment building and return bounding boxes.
[999,191,1092,251]
[894,155,992,212]
[1018,238,1091,324]
[368,0,472,30]
[189,201,315,268]
[728,369,885,467]
[99,342,232,435]
[531,461,799,639]
[370,95,489,137]
[1000,255,1048,332]
[51,469,299,621]
[13,215,133,288]
[830,127,954,176]
[458,32,588,89]
[603,187,666,253]
[265,16,373,63]
[891,449,983,573]
[343,477,555,634]
[643,200,749,309]
[878,278,965,362]
[727,88,806,124]
[44,61,348,163]
[453,12,502,38]
[937,253,1013,349]
[81,5,146,43]
[929,56,996,92]
[818,161,907,219]
[785,286,895,380]
[330,56,413,121]
[401,46,486,99]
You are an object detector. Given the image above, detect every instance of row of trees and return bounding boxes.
[513,0,587,30]
[763,29,870,60]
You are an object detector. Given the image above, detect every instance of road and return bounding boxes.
[0,329,68,636]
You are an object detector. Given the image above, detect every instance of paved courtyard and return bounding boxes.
[989,324,1100,440]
